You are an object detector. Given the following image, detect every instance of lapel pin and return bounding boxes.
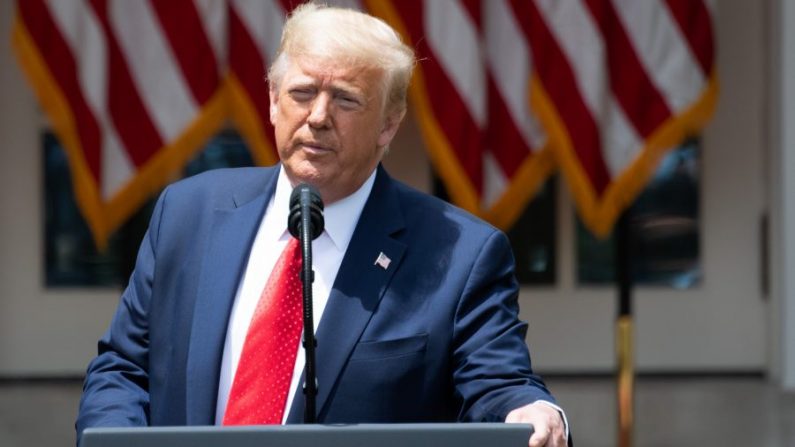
[374,252,391,270]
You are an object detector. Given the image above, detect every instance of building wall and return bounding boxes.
[0,1,774,376]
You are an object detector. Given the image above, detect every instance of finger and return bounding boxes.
[548,425,567,447]
[528,421,550,447]
[548,412,567,446]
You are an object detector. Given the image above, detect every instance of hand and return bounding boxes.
[505,401,567,447]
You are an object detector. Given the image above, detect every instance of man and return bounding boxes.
[77,4,568,447]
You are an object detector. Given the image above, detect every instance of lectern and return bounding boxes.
[81,423,533,447]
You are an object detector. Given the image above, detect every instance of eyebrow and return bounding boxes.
[287,79,366,99]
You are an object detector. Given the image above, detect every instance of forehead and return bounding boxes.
[282,56,385,91]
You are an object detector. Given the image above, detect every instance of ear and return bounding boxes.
[376,109,405,148]
[269,87,279,126]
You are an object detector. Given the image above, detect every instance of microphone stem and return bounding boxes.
[300,191,318,424]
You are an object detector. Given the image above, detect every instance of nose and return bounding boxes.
[307,93,332,129]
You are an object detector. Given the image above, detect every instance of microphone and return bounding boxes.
[287,183,324,424]
[288,184,324,240]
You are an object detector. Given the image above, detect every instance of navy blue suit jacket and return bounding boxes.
[77,165,555,439]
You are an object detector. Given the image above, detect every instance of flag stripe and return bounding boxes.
[584,0,672,139]
[516,0,610,193]
[88,0,163,167]
[150,0,220,104]
[46,0,106,130]
[421,52,484,193]
[108,1,198,145]
[228,8,272,124]
[228,6,277,158]
[612,0,707,113]
[21,0,102,182]
[599,99,642,178]
[486,76,530,178]
[45,0,136,198]
[460,0,481,29]
[424,0,486,127]
[483,0,545,186]
[482,151,508,208]
[194,0,228,68]
[392,1,484,193]
[100,126,135,199]
[232,0,285,65]
[484,0,546,150]
[279,0,297,14]
[664,0,714,75]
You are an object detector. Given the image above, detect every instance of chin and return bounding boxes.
[290,167,329,188]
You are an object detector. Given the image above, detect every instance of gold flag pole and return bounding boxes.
[615,212,634,447]
[617,316,634,447]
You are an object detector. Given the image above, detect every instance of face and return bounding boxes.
[269,55,403,204]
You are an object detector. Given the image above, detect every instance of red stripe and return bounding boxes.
[664,0,714,75]
[89,0,163,168]
[20,0,102,182]
[280,0,300,14]
[228,7,276,148]
[512,0,610,194]
[150,0,219,104]
[486,75,533,178]
[584,0,671,139]
[393,1,483,193]
[460,0,481,29]
[484,3,538,178]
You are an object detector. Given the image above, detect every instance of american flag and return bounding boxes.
[375,0,717,237]
[12,0,228,248]
[12,0,716,245]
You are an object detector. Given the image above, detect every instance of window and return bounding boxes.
[432,175,557,285]
[577,139,701,288]
[45,130,700,289]
[44,130,254,287]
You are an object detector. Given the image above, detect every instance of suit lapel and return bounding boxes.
[185,168,278,425]
[287,166,406,422]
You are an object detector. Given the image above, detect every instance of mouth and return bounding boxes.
[297,141,335,155]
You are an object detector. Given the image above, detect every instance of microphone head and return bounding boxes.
[288,183,325,240]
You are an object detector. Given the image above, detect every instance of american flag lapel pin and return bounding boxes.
[374,252,391,270]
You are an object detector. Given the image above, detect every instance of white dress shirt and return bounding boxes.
[215,166,377,424]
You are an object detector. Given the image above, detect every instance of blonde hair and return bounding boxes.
[268,3,415,116]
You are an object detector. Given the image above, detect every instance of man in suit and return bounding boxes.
[77,4,568,447]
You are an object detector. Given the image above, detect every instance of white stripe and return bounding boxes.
[482,151,508,208]
[101,126,135,199]
[612,0,706,113]
[46,0,106,125]
[47,0,135,196]
[425,0,486,127]
[109,0,198,142]
[601,99,642,177]
[194,0,228,69]
[535,0,607,127]
[484,0,546,150]
[230,0,285,67]
[536,0,640,173]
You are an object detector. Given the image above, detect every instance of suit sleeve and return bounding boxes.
[452,229,556,422]
[75,187,169,442]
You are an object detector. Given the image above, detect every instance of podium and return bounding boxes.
[81,423,533,447]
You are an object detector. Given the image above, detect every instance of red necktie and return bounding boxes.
[223,238,303,425]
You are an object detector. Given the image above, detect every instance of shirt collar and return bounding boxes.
[271,166,377,251]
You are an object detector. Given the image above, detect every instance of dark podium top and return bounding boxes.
[81,423,534,447]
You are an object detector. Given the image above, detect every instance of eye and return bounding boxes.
[289,88,315,102]
[335,94,362,110]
